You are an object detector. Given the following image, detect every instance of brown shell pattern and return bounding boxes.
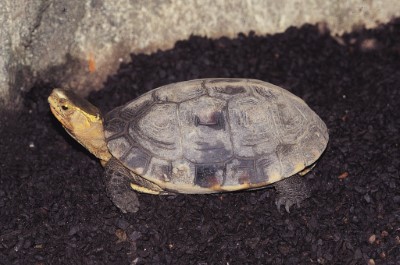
[104,79,329,193]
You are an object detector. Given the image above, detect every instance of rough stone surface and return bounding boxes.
[1,0,400,109]
[1,20,399,264]
[0,1,44,107]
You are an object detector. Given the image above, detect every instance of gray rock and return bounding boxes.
[1,0,399,109]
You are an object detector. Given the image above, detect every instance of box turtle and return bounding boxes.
[48,78,328,213]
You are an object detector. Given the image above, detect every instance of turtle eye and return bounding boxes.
[61,105,69,111]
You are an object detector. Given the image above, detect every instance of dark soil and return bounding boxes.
[1,19,400,265]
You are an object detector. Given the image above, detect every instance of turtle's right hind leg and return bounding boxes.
[274,174,311,213]
[104,158,140,213]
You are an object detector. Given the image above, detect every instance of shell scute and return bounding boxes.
[104,79,329,193]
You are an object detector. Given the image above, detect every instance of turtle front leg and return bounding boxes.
[274,174,311,213]
[104,158,141,213]
[104,158,167,213]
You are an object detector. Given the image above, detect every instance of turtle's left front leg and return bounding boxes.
[104,158,141,213]
[104,158,167,213]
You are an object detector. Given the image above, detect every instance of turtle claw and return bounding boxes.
[112,191,140,213]
[275,196,301,213]
[273,174,311,213]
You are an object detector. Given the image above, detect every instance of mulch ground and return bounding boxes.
[1,19,399,265]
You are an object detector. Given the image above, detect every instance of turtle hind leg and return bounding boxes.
[104,158,141,213]
[274,174,311,213]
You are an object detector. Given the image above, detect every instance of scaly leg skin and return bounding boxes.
[274,174,311,213]
[104,158,167,213]
[104,158,141,213]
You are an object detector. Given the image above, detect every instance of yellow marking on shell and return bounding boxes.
[267,171,283,183]
[294,163,306,173]
[299,163,316,176]
[209,184,223,191]
[217,183,250,191]
[130,183,161,195]
[148,176,274,194]
[149,178,214,194]
[219,181,274,191]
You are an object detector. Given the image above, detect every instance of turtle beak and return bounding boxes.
[48,89,74,131]
[48,91,62,119]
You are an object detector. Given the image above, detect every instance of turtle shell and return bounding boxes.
[104,79,328,193]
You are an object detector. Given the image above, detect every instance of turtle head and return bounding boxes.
[48,88,101,132]
[48,88,111,163]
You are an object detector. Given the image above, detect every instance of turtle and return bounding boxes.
[48,78,328,213]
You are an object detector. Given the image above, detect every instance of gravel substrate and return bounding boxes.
[1,19,399,265]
